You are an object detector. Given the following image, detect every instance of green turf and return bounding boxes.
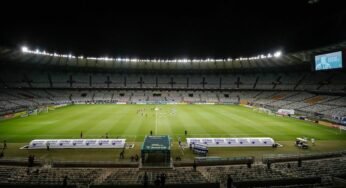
[1,104,346,161]
[1,104,345,143]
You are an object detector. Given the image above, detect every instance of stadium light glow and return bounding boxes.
[274,51,282,57]
[21,46,28,52]
[20,46,283,63]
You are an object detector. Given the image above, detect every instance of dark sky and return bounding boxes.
[1,0,346,59]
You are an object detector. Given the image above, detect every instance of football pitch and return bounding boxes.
[0,104,346,161]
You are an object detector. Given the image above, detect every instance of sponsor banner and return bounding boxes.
[0,113,15,120]
[0,111,28,120]
[277,109,295,115]
[50,104,69,110]
[242,104,253,108]
[186,137,274,147]
[28,109,38,116]
[340,126,346,131]
[116,102,127,104]
[318,120,340,129]
[166,102,179,105]
[15,111,28,118]
[239,99,248,105]
[341,117,346,125]
[28,139,126,149]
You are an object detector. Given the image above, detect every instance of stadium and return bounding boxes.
[1,1,346,188]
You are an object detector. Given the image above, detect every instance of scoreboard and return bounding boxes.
[314,51,343,71]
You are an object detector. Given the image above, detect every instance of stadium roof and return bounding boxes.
[0,41,345,72]
[1,1,346,58]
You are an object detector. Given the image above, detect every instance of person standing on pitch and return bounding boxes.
[185,130,187,136]
[80,131,83,138]
[119,150,125,159]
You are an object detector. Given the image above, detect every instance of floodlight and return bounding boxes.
[274,51,282,57]
[21,46,28,52]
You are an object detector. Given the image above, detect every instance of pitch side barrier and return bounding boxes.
[0,158,42,167]
[233,177,321,188]
[262,151,344,164]
[195,156,254,166]
[186,137,275,147]
[52,161,138,168]
[90,183,220,188]
[0,184,77,188]
[24,139,126,149]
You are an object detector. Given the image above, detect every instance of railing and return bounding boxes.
[194,156,254,166]
[262,150,346,164]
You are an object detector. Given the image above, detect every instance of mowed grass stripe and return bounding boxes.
[0,104,345,143]
[203,105,249,136]
[83,105,126,137]
[192,105,232,136]
[221,106,273,137]
[56,105,111,138]
[123,109,151,142]
[175,105,209,136]
[108,105,136,137]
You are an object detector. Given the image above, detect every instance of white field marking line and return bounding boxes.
[173,133,266,136]
[155,106,158,134]
[20,133,268,139]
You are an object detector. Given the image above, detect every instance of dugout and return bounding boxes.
[141,135,171,167]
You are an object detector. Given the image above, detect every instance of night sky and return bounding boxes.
[1,0,346,59]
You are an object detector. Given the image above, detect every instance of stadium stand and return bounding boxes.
[0,165,211,187]
[0,42,346,187]
[1,86,346,119]
[1,154,346,187]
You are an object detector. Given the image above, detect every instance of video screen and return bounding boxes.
[315,51,343,71]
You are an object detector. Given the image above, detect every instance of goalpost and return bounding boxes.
[38,106,49,114]
[253,107,273,115]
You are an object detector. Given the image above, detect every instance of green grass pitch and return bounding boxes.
[0,104,346,161]
[1,104,345,142]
